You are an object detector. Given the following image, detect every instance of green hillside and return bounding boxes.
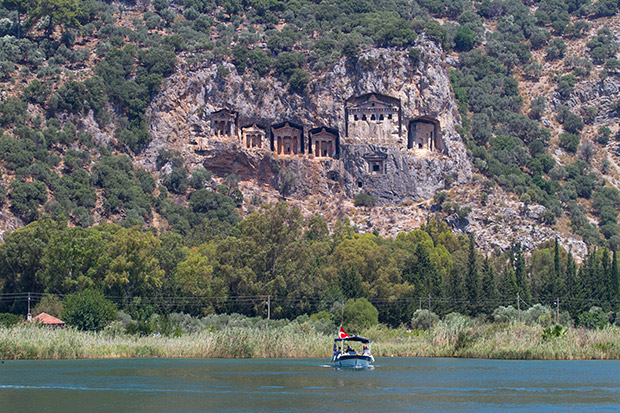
[0,0,619,328]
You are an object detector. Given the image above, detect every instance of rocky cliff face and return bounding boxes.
[145,36,472,204]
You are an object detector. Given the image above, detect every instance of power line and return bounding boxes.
[2,292,619,308]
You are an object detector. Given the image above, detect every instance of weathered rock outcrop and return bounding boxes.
[553,74,620,127]
[145,36,472,204]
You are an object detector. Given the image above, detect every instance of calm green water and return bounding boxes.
[0,357,619,411]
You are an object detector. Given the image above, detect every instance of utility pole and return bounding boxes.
[517,292,521,324]
[428,293,432,331]
[27,292,31,321]
[266,295,271,320]
[556,297,559,324]
[419,296,422,311]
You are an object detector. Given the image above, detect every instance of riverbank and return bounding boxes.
[2,323,620,360]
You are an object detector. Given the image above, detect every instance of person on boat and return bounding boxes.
[333,345,342,357]
[346,345,355,354]
[362,345,371,356]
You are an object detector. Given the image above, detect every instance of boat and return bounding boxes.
[330,327,375,368]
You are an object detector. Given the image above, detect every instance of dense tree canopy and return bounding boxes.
[0,212,617,327]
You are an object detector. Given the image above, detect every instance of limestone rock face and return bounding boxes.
[146,36,472,204]
[556,75,620,127]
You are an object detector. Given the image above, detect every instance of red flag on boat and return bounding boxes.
[338,326,350,339]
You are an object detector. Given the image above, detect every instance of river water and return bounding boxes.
[0,357,619,411]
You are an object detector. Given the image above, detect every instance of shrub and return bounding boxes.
[163,167,188,194]
[577,307,609,329]
[592,0,618,17]
[411,309,439,330]
[454,25,475,51]
[556,74,576,99]
[354,192,376,207]
[541,324,566,341]
[343,298,379,333]
[63,289,117,331]
[545,38,566,60]
[188,189,239,225]
[559,132,580,153]
[492,305,518,323]
[189,166,211,189]
[278,167,296,198]
[216,65,230,78]
[522,304,554,327]
[438,312,472,331]
[0,313,21,326]
[288,69,310,94]
[33,295,64,318]
[274,52,305,81]
[563,113,584,134]
[9,180,47,223]
[596,127,612,145]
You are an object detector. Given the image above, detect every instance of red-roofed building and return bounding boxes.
[29,312,66,328]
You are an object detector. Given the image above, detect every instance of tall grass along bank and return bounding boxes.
[2,323,620,360]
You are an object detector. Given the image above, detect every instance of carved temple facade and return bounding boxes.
[345,93,402,144]
[196,93,445,161]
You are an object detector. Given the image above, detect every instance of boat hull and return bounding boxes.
[331,355,374,368]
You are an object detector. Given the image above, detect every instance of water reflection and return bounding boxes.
[330,364,375,371]
[0,358,619,411]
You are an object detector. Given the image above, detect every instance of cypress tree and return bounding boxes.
[465,235,481,315]
[611,250,619,303]
[414,243,442,299]
[445,267,465,314]
[502,265,518,301]
[592,248,606,305]
[514,242,531,302]
[554,238,561,277]
[553,237,566,297]
[481,257,499,314]
[565,248,577,315]
[579,248,597,311]
[539,267,555,303]
[601,248,612,304]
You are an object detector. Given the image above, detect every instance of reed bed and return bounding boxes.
[2,323,620,360]
[0,324,330,360]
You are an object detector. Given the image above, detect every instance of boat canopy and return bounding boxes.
[334,335,371,344]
